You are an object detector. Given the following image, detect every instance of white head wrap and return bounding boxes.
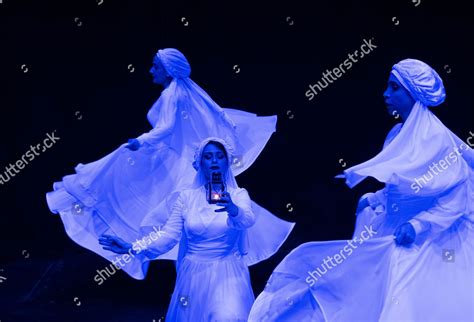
[391,58,446,107]
[156,48,191,79]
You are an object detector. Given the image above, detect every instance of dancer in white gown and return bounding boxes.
[46,48,289,279]
[99,137,294,321]
[248,59,474,321]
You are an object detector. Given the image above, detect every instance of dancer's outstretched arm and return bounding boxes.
[98,234,131,254]
[99,191,185,258]
[126,91,177,150]
[393,183,469,246]
[408,183,468,235]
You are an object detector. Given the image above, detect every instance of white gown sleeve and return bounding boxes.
[353,188,387,238]
[132,192,185,259]
[227,188,256,230]
[410,183,468,235]
[408,218,431,235]
[136,92,177,146]
[366,188,387,214]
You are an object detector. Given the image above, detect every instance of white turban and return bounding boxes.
[391,58,446,107]
[156,48,191,79]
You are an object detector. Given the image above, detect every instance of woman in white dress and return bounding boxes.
[248,59,474,321]
[99,137,295,321]
[46,48,282,279]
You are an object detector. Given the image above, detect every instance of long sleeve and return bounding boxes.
[410,183,468,236]
[133,192,185,259]
[366,188,387,209]
[136,90,177,146]
[356,188,387,216]
[226,188,256,230]
[408,218,431,235]
[353,188,387,238]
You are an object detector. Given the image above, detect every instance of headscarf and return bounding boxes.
[391,58,446,107]
[156,48,191,79]
[339,58,473,197]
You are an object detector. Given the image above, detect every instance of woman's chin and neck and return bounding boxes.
[392,102,416,124]
[154,77,172,89]
[401,102,418,123]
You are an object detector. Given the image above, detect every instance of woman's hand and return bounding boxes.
[394,222,416,246]
[126,138,141,151]
[99,234,132,254]
[215,192,239,217]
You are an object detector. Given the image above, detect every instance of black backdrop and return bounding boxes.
[1,0,472,320]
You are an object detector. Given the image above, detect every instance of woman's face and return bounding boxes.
[149,56,170,85]
[383,74,416,121]
[201,142,228,182]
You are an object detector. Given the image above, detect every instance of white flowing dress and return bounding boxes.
[137,186,257,321]
[249,103,474,321]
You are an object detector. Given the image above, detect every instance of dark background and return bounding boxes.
[1,0,472,321]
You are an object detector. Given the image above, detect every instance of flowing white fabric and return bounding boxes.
[249,236,396,321]
[342,101,472,198]
[46,49,294,280]
[249,59,474,321]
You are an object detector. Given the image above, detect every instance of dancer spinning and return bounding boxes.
[100,137,294,321]
[249,59,474,321]
[46,48,290,280]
